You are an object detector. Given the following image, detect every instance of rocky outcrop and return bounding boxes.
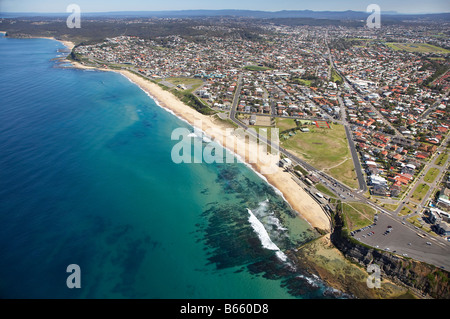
[330,211,450,299]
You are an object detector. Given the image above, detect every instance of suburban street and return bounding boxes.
[394,133,450,216]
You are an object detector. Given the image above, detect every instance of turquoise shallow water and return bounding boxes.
[0,35,338,298]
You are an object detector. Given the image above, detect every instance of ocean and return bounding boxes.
[0,34,338,298]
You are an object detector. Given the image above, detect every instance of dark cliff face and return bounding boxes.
[330,212,450,299]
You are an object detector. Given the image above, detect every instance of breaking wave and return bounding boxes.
[247,203,288,263]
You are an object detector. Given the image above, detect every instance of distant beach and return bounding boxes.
[58,39,331,233]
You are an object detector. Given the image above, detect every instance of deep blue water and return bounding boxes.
[0,35,337,298]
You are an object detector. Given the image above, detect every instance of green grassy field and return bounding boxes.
[331,68,343,83]
[279,123,358,189]
[342,202,377,231]
[410,183,430,203]
[275,118,298,132]
[291,78,312,87]
[381,203,399,212]
[398,206,413,216]
[429,57,447,61]
[435,152,448,166]
[407,215,423,228]
[385,42,450,54]
[316,183,336,198]
[424,167,440,184]
[243,65,272,71]
[165,77,204,92]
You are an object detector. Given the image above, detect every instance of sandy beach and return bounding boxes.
[55,37,331,233]
[58,39,75,51]
[8,35,77,52]
[42,37,76,51]
[39,37,75,51]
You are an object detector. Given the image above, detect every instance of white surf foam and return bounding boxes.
[297,274,320,288]
[247,208,288,262]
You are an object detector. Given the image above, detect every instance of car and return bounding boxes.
[402,254,408,257]
[402,221,406,225]
[426,242,432,246]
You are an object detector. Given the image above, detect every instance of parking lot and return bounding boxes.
[352,212,450,269]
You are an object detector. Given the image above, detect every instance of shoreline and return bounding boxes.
[116,69,332,233]
[45,37,76,51]
[58,41,331,233]
[1,33,76,51]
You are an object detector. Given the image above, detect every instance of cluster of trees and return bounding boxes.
[421,59,449,90]
[0,17,269,45]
